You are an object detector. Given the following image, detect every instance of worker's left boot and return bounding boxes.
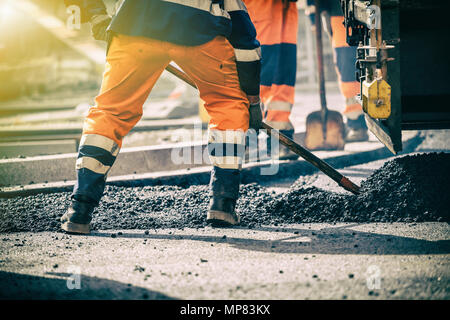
[206,166,241,227]
[345,115,369,142]
[61,195,96,234]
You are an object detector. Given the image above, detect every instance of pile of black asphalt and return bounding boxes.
[0,152,449,233]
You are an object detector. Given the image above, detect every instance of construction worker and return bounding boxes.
[306,0,369,141]
[61,0,263,234]
[243,0,299,160]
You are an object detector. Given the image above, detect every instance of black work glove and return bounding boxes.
[248,102,263,131]
[90,14,112,41]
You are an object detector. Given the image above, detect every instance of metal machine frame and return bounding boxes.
[340,0,450,153]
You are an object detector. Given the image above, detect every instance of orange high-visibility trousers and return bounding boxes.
[84,34,250,147]
[74,34,250,203]
[244,0,298,131]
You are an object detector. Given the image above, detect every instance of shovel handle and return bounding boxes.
[166,64,197,88]
[165,63,361,195]
[314,0,328,114]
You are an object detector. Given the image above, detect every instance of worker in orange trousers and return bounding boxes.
[61,0,263,234]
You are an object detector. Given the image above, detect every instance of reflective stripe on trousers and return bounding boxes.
[73,133,120,204]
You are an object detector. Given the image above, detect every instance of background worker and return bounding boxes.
[61,0,263,234]
[243,0,299,159]
[306,0,369,142]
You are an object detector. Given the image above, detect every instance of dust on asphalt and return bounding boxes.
[0,152,449,232]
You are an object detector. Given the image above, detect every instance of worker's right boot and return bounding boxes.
[61,195,96,234]
[206,166,241,227]
[207,197,240,227]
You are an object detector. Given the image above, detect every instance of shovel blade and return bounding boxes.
[305,110,345,150]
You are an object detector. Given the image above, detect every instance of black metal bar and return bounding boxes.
[167,62,362,195]
[261,122,360,195]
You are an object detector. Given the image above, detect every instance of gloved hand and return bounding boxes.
[90,14,112,41]
[248,97,263,131]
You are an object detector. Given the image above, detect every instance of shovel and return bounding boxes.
[304,0,345,151]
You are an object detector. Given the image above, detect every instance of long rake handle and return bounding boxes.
[164,64,361,195]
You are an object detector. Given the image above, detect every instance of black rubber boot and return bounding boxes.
[207,197,240,227]
[206,166,241,227]
[61,196,96,234]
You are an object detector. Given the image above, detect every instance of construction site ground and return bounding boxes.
[1,0,449,304]
[1,131,449,300]
[1,222,448,300]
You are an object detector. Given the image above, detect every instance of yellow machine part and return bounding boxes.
[362,79,391,119]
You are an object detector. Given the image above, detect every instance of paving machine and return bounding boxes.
[340,0,450,153]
